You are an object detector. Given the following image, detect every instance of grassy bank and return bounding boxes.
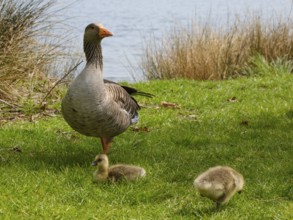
[140,14,293,80]
[0,71,292,219]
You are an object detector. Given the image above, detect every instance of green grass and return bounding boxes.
[0,72,292,219]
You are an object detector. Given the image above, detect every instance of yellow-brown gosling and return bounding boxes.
[194,166,244,208]
[92,154,146,182]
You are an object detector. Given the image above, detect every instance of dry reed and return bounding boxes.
[140,14,293,80]
[0,0,70,102]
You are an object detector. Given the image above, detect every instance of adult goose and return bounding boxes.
[62,23,152,154]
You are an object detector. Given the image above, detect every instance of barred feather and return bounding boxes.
[103,79,154,97]
[104,83,140,116]
[84,41,103,68]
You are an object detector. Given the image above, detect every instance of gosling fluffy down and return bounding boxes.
[194,166,244,208]
[92,154,146,182]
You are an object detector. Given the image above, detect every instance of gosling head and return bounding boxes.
[91,154,109,168]
[233,171,245,193]
[84,23,113,43]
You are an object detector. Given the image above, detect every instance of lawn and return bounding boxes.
[0,73,292,219]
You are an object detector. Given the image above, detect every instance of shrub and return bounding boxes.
[0,0,65,100]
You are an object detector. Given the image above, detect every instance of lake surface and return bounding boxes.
[55,0,293,82]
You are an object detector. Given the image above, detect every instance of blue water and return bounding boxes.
[55,0,293,81]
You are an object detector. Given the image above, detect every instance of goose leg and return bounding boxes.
[100,137,113,154]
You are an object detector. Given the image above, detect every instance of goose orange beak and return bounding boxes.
[99,26,113,38]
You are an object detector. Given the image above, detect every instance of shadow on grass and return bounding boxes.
[1,147,96,172]
[1,109,292,173]
[0,128,99,170]
[227,111,293,150]
[176,199,224,219]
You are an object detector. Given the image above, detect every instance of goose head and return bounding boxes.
[91,154,109,169]
[83,23,113,66]
[84,23,113,43]
[235,173,245,193]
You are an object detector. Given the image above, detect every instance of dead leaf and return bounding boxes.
[187,114,197,119]
[160,101,180,108]
[40,101,47,111]
[11,146,22,153]
[131,126,150,132]
[30,113,41,122]
[240,120,249,126]
[227,97,238,103]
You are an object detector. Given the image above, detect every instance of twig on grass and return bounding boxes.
[0,98,20,108]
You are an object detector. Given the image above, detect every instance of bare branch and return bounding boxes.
[39,60,83,106]
[0,98,19,108]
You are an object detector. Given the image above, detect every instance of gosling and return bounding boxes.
[92,154,146,182]
[194,166,244,208]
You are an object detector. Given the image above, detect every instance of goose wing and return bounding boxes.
[104,81,141,116]
[103,79,153,97]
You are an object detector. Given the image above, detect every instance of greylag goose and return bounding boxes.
[194,166,244,208]
[61,23,152,154]
[92,154,146,182]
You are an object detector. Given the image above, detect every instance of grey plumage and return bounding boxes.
[194,166,244,208]
[61,23,152,154]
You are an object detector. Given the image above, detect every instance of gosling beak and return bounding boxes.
[91,161,97,166]
[99,26,113,38]
[238,190,242,194]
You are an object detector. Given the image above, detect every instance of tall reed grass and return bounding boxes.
[0,0,69,101]
[140,14,293,80]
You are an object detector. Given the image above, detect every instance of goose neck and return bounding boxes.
[84,40,103,69]
[97,165,109,176]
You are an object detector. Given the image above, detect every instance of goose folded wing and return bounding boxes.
[104,82,140,116]
[103,79,153,97]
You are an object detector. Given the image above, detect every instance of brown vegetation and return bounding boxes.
[0,0,82,123]
[140,15,293,80]
[0,0,74,103]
